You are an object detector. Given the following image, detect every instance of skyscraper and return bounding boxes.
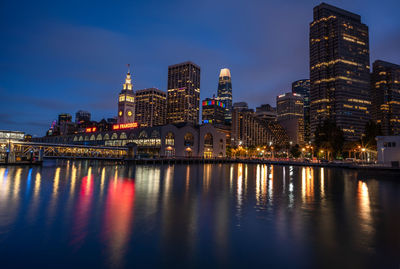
[134,88,167,127]
[117,69,135,124]
[310,3,371,141]
[277,93,304,145]
[75,110,91,124]
[371,60,400,135]
[217,68,232,123]
[167,61,200,125]
[292,79,310,142]
[58,113,72,124]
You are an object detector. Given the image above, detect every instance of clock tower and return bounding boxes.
[117,66,135,123]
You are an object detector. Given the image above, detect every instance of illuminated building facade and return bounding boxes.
[35,123,226,158]
[310,3,371,141]
[201,98,226,125]
[117,70,135,124]
[167,61,200,125]
[292,79,310,142]
[217,68,233,123]
[277,93,304,145]
[371,60,400,135]
[134,88,167,127]
[232,108,289,147]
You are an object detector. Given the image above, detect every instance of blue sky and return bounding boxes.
[1,0,399,136]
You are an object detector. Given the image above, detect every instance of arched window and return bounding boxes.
[73,136,78,142]
[90,135,95,141]
[184,133,194,146]
[204,133,213,147]
[165,132,174,146]
[96,134,103,140]
[79,136,84,141]
[84,136,89,141]
[111,133,118,140]
[104,133,110,140]
[151,130,160,138]
[139,131,148,139]
[120,132,127,139]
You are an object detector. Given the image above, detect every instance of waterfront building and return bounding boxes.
[117,70,135,124]
[371,60,400,135]
[167,61,200,125]
[134,88,167,127]
[75,110,91,124]
[277,92,304,145]
[34,123,226,158]
[217,68,233,123]
[310,3,371,141]
[0,130,26,162]
[377,136,400,166]
[292,79,310,142]
[232,108,289,147]
[0,130,25,142]
[202,98,226,125]
[255,104,277,122]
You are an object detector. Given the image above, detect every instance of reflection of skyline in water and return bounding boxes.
[0,162,399,268]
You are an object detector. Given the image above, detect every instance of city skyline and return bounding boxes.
[1,0,400,135]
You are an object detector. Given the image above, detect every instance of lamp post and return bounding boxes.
[361,148,366,163]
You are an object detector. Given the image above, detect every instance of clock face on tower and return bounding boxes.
[127,110,133,117]
[119,110,123,116]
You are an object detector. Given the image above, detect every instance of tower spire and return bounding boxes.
[127,63,131,74]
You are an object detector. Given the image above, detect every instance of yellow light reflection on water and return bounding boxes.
[34,171,41,197]
[302,167,314,203]
[13,168,22,198]
[320,167,325,197]
[357,181,371,221]
[70,164,77,195]
[100,167,106,196]
[256,164,267,205]
[185,165,190,192]
[53,167,60,195]
[203,164,211,192]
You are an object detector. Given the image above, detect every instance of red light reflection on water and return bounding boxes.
[103,178,135,267]
[70,174,94,248]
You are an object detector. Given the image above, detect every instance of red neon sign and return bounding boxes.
[112,122,138,130]
[85,127,97,133]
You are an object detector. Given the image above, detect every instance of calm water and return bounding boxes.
[0,161,399,268]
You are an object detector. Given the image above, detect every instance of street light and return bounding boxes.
[361,148,366,163]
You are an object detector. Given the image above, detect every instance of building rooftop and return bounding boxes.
[373,60,400,69]
[313,2,361,22]
[168,61,200,69]
[219,68,231,78]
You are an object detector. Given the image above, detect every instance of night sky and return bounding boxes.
[1,0,399,136]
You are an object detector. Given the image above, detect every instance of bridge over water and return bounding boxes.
[0,141,128,163]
